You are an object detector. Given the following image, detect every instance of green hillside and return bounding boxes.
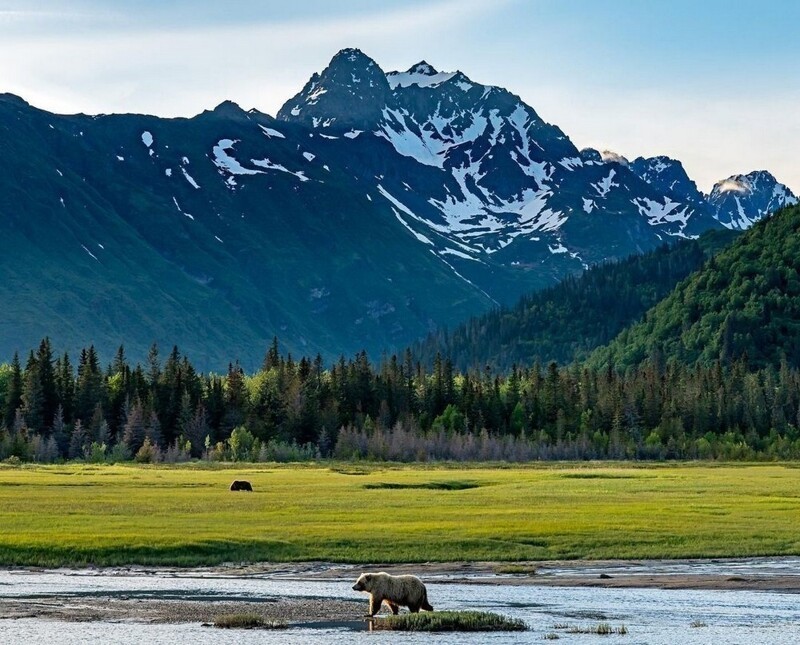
[412,229,738,371]
[590,205,800,369]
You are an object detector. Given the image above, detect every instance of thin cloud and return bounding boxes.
[0,0,510,115]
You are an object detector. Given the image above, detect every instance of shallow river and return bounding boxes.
[0,563,798,644]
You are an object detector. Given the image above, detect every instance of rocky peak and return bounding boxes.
[407,61,438,75]
[206,100,248,120]
[277,48,389,129]
[630,155,706,206]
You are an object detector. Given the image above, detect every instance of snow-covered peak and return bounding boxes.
[387,62,458,89]
[710,171,781,197]
[640,155,675,174]
[630,155,706,207]
[709,170,797,230]
[408,61,438,75]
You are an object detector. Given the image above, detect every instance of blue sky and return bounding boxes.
[1,0,798,191]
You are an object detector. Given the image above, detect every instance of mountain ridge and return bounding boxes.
[0,49,794,369]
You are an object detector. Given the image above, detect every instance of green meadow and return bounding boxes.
[0,463,799,567]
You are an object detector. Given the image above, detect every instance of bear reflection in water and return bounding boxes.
[353,572,434,616]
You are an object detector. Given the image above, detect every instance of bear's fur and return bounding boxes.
[352,572,433,616]
[229,480,253,491]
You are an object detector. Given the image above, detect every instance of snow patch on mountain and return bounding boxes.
[593,170,618,197]
[182,167,200,189]
[251,158,309,182]
[259,125,285,139]
[376,107,489,168]
[389,207,434,245]
[633,198,690,227]
[387,63,457,89]
[81,244,99,261]
[378,184,450,234]
[390,72,454,89]
[213,139,260,176]
[172,196,195,220]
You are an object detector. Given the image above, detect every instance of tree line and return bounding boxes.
[1,337,800,463]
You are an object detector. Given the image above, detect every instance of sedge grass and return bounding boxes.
[373,610,527,632]
[0,462,798,567]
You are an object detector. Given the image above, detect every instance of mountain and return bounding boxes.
[628,158,797,231]
[708,171,798,229]
[279,49,727,273]
[589,204,800,370]
[411,229,738,372]
[0,48,793,369]
[0,92,496,370]
[629,156,707,209]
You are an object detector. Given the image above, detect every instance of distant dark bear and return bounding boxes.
[229,480,253,491]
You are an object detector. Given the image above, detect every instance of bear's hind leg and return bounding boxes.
[408,604,421,613]
[387,601,400,615]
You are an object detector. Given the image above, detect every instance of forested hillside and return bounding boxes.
[412,230,738,371]
[591,205,800,369]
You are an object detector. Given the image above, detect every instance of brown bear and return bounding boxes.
[352,572,433,616]
[229,480,253,491]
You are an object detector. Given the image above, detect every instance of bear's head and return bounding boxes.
[352,573,372,592]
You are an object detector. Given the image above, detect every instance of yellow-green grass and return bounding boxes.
[373,610,527,632]
[0,462,799,567]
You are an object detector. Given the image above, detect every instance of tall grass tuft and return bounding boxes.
[567,622,628,635]
[373,610,527,632]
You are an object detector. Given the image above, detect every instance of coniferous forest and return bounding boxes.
[2,336,800,464]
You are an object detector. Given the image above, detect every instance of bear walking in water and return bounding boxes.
[229,480,253,491]
[352,572,433,616]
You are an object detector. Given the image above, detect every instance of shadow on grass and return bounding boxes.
[0,539,306,568]
[559,473,641,479]
[363,480,482,491]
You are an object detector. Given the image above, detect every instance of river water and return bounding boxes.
[0,562,798,644]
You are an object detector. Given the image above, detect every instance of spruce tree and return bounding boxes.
[21,351,44,431]
[4,353,22,427]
